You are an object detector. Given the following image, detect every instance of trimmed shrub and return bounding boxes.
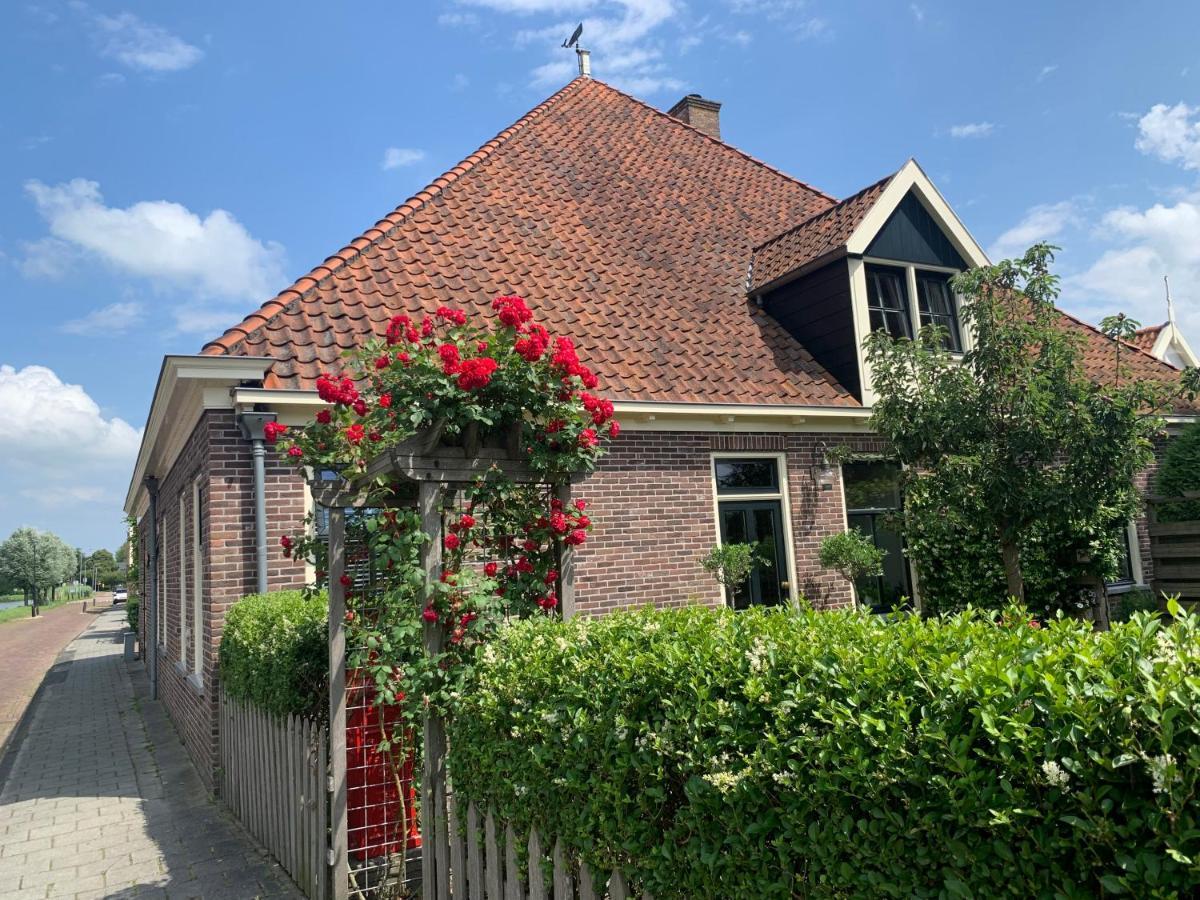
[219,590,327,718]
[449,605,1200,898]
[126,596,139,632]
[1157,423,1200,522]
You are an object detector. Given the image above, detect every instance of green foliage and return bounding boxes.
[818,529,885,588]
[0,527,78,602]
[1112,588,1159,623]
[450,605,1200,898]
[1157,423,1200,522]
[865,244,1171,609]
[126,596,139,632]
[218,590,328,719]
[698,542,768,593]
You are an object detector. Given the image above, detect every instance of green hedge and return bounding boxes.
[449,605,1200,898]
[1157,423,1200,522]
[218,590,327,718]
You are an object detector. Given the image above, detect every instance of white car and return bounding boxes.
[112,586,128,604]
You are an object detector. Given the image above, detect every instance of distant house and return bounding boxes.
[123,75,1197,788]
[1131,319,1199,369]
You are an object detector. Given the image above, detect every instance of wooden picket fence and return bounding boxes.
[425,795,650,900]
[220,691,330,900]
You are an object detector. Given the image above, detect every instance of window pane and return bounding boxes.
[1108,526,1134,585]
[752,506,783,607]
[916,273,962,352]
[719,507,752,609]
[866,266,913,339]
[715,458,779,493]
[843,461,902,511]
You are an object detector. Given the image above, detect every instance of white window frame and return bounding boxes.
[1107,520,1147,594]
[708,452,800,607]
[178,494,187,669]
[158,531,166,647]
[191,476,204,682]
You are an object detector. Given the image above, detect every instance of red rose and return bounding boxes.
[280,535,293,550]
[574,499,587,511]
[422,606,439,623]
[444,533,461,551]
[386,314,411,345]
[339,574,351,587]
[378,393,392,409]
[458,513,476,530]
[421,319,434,337]
[287,446,303,458]
[492,295,533,328]
[483,562,498,577]
[543,569,558,585]
[456,357,498,391]
[396,352,411,364]
[514,323,550,362]
[578,428,598,448]
[263,421,288,443]
[435,306,467,326]
[352,399,368,417]
[345,424,365,445]
[374,355,390,370]
[608,421,620,438]
[316,409,332,424]
[564,529,587,546]
[549,511,568,534]
[369,431,382,442]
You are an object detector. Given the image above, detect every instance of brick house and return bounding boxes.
[123,75,1196,788]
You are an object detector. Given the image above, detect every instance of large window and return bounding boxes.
[916,272,962,352]
[191,478,203,679]
[865,263,965,351]
[842,460,911,612]
[865,266,913,339]
[178,495,187,668]
[713,456,791,609]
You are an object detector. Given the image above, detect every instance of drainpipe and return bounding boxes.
[238,412,277,596]
[144,476,159,700]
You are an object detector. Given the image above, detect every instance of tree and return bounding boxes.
[86,549,119,589]
[0,528,76,604]
[818,530,886,597]
[864,244,1180,614]
[699,543,770,596]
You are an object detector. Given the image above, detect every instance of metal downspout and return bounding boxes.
[145,476,159,700]
[238,412,277,596]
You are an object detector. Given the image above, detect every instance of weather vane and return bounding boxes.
[561,22,590,77]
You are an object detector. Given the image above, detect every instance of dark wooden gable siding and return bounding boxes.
[866,191,966,269]
[762,258,861,400]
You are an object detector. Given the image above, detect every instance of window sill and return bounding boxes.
[1106,582,1146,595]
[187,671,204,695]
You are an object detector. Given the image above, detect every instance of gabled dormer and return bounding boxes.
[750,160,990,405]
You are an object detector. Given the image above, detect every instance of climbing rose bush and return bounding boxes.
[274,296,618,719]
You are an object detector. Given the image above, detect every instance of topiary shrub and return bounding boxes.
[450,604,1200,898]
[818,528,885,592]
[219,590,328,719]
[1157,423,1200,522]
[126,596,139,632]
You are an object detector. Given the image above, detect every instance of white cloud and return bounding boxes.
[438,11,481,26]
[1067,194,1200,341]
[461,0,684,95]
[948,121,995,139]
[0,365,142,544]
[792,16,829,40]
[1134,102,1200,170]
[23,178,285,301]
[61,301,143,335]
[1037,64,1058,81]
[89,11,203,72]
[381,147,426,170]
[171,306,252,336]
[909,3,924,23]
[988,200,1079,260]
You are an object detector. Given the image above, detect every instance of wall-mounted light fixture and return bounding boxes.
[811,442,837,492]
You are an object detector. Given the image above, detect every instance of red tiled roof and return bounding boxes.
[1056,312,1198,414]
[201,77,860,407]
[1130,323,1164,353]
[749,173,893,291]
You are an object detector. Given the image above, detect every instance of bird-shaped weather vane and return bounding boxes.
[561,22,583,49]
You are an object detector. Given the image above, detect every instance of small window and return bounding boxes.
[916,272,962,352]
[1108,525,1135,587]
[865,266,913,339]
[715,458,779,494]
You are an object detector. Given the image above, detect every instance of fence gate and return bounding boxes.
[314,423,579,900]
[1146,492,1200,608]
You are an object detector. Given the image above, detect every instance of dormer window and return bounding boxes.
[865,265,913,339]
[916,271,962,352]
[864,262,964,352]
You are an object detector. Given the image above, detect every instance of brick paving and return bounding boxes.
[0,607,300,899]
[0,599,96,754]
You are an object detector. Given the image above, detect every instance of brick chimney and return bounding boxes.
[668,94,722,140]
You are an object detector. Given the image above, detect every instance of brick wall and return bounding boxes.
[573,430,888,614]
[140,409,308,790]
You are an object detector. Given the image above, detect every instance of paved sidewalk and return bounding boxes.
[0,607,300,899]
[0,599,96,753]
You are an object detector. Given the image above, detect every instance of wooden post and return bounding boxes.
[420,481,450,900]
[328,505,349,900]
[555,482,576,620]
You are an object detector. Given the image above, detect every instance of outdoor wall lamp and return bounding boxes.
[811,443,837,492]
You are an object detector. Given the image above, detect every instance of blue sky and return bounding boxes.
[3,0,1200,554]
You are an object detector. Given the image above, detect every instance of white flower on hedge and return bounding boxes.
[1146,753,1179,794]
[703,770,745,795]
[1041,760,1070,788]
[747,637,769,673]
[1153,630,1175,663]
[555,636,571,652]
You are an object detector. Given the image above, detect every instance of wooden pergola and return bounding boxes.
[309,420,583,900]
